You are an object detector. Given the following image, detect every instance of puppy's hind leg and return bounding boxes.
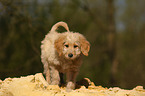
[59,73,65,85]
[42,60,51,84]
[46,68,51,84]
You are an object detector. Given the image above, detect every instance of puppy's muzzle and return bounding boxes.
[68,53,73,58]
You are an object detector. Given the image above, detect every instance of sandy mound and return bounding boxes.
[0,73,145,96]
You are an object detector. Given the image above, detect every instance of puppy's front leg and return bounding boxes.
[49,66,60,85]
[66,70,78,92]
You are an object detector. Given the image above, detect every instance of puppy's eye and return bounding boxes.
[64,45,69,48]
[74,45,78,48]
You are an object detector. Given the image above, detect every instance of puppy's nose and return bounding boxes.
[68,53,73,58]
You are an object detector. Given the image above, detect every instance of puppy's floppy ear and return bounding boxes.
[80,36,90,56]
[55,36,66,56]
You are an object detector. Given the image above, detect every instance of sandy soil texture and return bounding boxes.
[0,73,145,96]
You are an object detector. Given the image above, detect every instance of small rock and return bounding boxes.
[0,79,2,85]
[133,86,145,92]
[35,73,49,87]
[80,86,86,89]
[3,78,13,84]
[108,87,121,93]
[88,85,106,91]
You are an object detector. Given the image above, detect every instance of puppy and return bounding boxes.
[41,21,90,91]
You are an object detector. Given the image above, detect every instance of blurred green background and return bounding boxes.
[0,0,145,89]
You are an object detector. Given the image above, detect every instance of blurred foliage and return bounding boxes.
[0,0,145,89]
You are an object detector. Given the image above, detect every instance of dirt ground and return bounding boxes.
[0,73,145,96]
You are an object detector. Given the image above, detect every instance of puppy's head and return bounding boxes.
[55,32,90,60]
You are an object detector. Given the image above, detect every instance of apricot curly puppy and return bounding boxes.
[41,21,90,91]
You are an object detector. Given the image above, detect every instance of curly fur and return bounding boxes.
[41,21,90,91]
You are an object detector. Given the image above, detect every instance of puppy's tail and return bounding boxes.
[50,21,70,32]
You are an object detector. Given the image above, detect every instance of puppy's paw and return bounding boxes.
[66,81,75,92]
